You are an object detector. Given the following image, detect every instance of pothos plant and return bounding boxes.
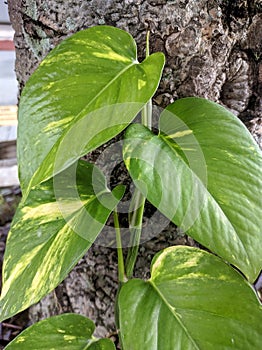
[0,25,261,349]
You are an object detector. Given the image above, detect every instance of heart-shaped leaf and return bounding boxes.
[18,25,165,196]
[123,98,262,282]
[0,160,124,321]
[5,313,116,349]
[118,246,262,349]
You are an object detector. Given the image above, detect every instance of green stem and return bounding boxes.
[125,189,146,278]
[114,211,126,338]
[142,31,152,130]
[142,98,152,130]
[114,210,126,284]
[145,31,150,58]
[125,31,152,278]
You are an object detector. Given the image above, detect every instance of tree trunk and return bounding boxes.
[8,0,262,338]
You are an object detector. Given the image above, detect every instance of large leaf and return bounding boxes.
[123,98,262,282]
[5,313,116,349]
[0,160,124,321]
[18,25,165,195]
[118,246,262,350]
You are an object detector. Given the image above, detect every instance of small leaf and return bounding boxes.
[123,98,262,282]
[119,246,262,350]
[0,161,124,321]
[18,25,165,195]
[5,313,116,349]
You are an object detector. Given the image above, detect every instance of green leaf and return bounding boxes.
[88,339,116,350]
[123,98,262,282]
[118,246,262,350]
[0,160,124,321]
[5,313,116,349]
[18,25,165,196]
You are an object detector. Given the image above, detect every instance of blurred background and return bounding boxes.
[0,0,19,188]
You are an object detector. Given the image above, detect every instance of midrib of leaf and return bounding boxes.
[2,188,110,298]
[25,60,139,198]
[35,186,111,246]
[149,280,200,349]
[159,134,250,265]
[175,307,246,323]
[83,338,100,349]
[66,187,111,217]
[1,214,89,319]
[78,59,138,116]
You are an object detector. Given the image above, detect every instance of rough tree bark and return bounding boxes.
[8,0,262,338]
